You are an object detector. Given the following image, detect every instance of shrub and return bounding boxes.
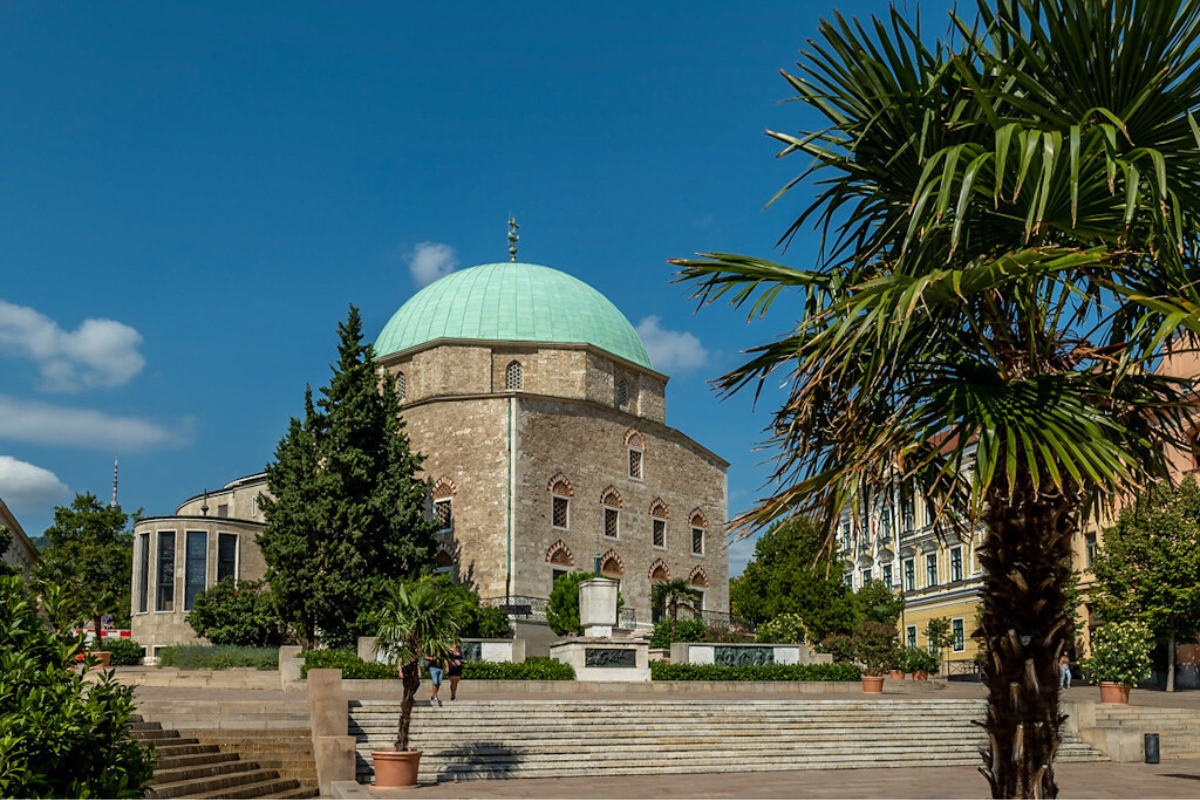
[756,613,807,644]
[545,573,591,635]
[1083,621,1154,686]
[650,618,708,648]
[816,633,857,662]
[852,620,899,676]
[188,578,285,647]
[104,637,144,666]
[0,576,154,798]
[299,651,575,680]
[423,575,512,638]
[650,662,860,681]
[156,645,278,671]
[900,645,939,674]
[702,626,757,643]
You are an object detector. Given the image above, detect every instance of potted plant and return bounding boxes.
[853,621,897,693]
[902,646,938,680]
[1082,621,1153,705]
[370,580,461,790]
[888,647,906,680]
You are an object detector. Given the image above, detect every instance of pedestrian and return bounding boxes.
[1059,652,1071,689]
[447,643,464,701]
[424,651,444,706]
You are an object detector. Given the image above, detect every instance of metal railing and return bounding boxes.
[480,595,549,620]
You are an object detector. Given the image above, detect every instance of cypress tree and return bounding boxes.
[259,305,437,648]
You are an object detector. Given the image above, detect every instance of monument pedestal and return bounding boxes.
[550,638,651,682]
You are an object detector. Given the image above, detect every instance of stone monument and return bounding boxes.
[550,577,650,682]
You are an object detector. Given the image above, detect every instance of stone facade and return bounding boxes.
[1,497,39,576]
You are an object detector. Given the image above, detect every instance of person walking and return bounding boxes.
[1059,652,1071,689]
[424,651,445,706]
[447,643,465,701]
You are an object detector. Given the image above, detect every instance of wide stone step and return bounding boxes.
[148,768,287,799]
[133,729,182,742]
[155,751,243,772]
[150,741,217,758]
[187,777,304,799]
[152,758,261,785]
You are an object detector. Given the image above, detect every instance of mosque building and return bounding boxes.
[130,245,729,654]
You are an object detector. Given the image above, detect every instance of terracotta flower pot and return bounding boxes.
[371,749,422,790]
[91,651,111,667]
[862,675,885,694]
[888,669,904,680]
[913,670,929,681]
[1099,681,1132,705]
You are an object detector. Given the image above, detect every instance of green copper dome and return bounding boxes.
[374,262,653,369]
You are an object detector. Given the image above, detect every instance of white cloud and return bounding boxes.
[406,242,458,287]
[0,395,190,451]
[0,456,69,512]
[635,316,709,372]
[0,299,145,392]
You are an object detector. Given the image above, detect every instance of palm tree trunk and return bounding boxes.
[978,479,1077,799]
[1167,632,1176,693]
[395,659,420,751]
[669,600,678,644]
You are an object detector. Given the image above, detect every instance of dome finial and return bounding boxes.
[507,216,520,262]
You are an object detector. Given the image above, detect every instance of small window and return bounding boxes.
[950,546,963,582]
[860,567,871,587]
[652,518,666,549]
[628,448,643,480]
[879,508,892,541]
[902,499,914,532]
[505,361,522,391]
[396,371,407,402]
[137,533,150,614]
[840,523,851,552]
[552,567,571,584]
[604,507,620,539]
[906,625,918,648]
[184,531,208,611]
[952,618,966,652]
[1085,533,1097,570]
[435,498,453,532]
[691,526,705,556]
[156,531,176,612]
[552,495,570,529]
[251,495,259,516]
[925,553,938,587]
[217,533,238,583]
[843,573,853,587]
[217,504,229,518]
[903,558,915,592]
[882,563,893,587]
[616,380,629,407]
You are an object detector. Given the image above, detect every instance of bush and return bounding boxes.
[702,626,757,643]
[1083,621,1154,685]
[188,578,285,647]
[852,620,899,676]
[650,618,708,648]
[0,576,154,798]
[299,650,575,680]
[156,645,278,671]
[426,575,512,639]
[650,662,860,681]
[816,634,857,662]
[756,613,807,644]
[104,637,144,666]
[900,645,939,674]
[545,573,591,636]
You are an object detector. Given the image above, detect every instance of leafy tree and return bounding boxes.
[259,306,439,648]
[188,578,285,647]
[651,578,701,645]
[1092,478,1200,691]
[33,493,135,638]
[674,1,1200,795]
[0,576,154,797]
[729,517,856,640]
[755,613,807,644]
[545,572,591,636]
[425,574,512,639]
[853,579,904,627]
[0,527,17,577]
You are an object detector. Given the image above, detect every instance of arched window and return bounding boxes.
[648,558,670,583]
[432,477,457,533]
[650,498,669,550]
[600,549,625,586]
[395,371,406,402]
[550,480,572,529]
[546,539,576,584]
[434,545,456,575]
[625,429,646,480]
[505,361,523,391]
[601,487,622,540]
[689,509,707,556]
[689,566,710,612]
[616,380,629,407]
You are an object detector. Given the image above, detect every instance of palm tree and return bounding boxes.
[373,580,460,753]
[652,579,701,644]
[674,1,1200,797]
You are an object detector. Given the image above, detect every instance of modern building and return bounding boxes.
[1,497,39,576]
[130,258,729,653]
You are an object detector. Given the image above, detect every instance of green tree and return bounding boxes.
[0,527,17,577]
[651,578,701,645]
[188,578,285,647]
[729,517,856,640]
[425,574,512,639]
[1092,478,1200,692]
[33,493,135,638]
[259,306,439,648]
[545,572,591,636]
[0,576,154,797]
[674,2,1200,795]
[853,579,905,627]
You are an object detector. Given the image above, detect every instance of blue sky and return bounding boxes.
[0,0,949,575]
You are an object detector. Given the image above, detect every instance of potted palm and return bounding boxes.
[1082,621,1153,705]
[370,580,461,790]
[853,621,897,693]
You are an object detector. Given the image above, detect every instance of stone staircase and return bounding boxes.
[133,716,317,798]
[1093,705,1200,759]
[349,699,1107,783]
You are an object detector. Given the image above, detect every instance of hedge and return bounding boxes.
[156,645,278,671]
[103,637,145,666]
[649,662,861,681]
[299,650,575,680]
